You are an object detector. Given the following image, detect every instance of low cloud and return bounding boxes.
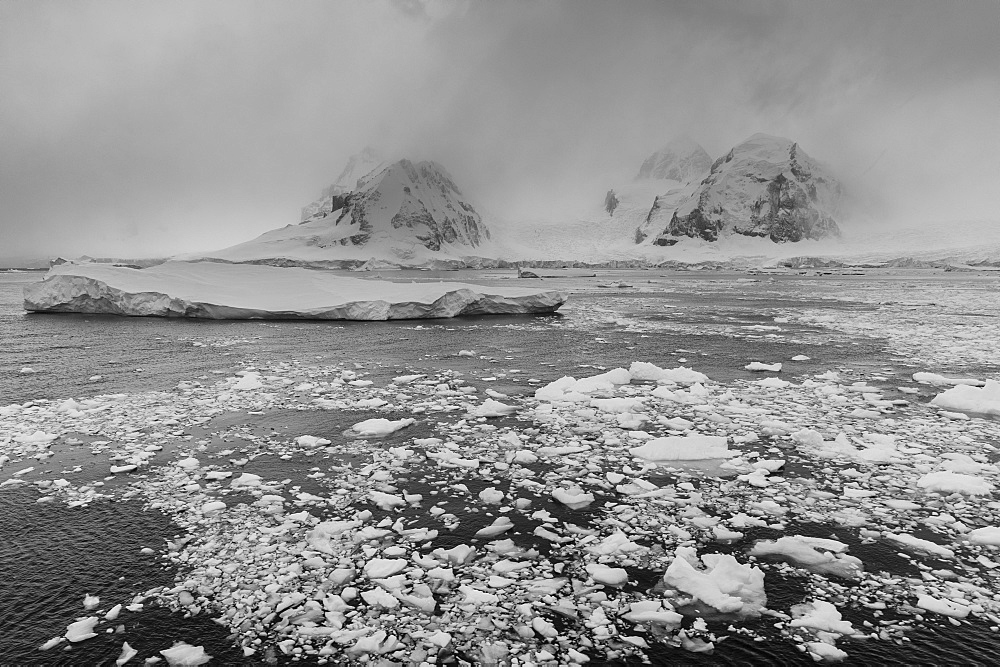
[1,0,997,258]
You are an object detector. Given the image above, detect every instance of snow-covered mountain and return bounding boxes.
[638,134,844,245]
[636,137,712,183]
[200,158,492,266]
[300,147,386,221]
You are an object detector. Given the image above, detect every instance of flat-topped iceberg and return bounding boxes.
[23,261,568,320]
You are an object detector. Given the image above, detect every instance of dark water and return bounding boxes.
[4,270,1000,664]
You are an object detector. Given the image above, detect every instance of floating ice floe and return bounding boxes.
[24,261,568,319]
[913,372,985,387]
[295,434,331,448]
[750,536,863,579]
[160,641,212,665]
[930,380,1000,416]
[745,362,781,372]
[917,470,994,496]
[351,418,415,437]
[64,616,100,642]
[661,547,767,615]
[630,435,730,461]
[467,398,517,417]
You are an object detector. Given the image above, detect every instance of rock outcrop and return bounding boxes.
[636,137,713,183]
[24,262,566,320]
[641,134,843,245]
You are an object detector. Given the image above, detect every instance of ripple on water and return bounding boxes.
[0,487,244,664]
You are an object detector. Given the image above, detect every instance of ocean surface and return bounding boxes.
[3,268,1000,665]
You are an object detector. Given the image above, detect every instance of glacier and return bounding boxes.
[22,261,567,320]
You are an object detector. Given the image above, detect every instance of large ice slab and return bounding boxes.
[23,261,568,320]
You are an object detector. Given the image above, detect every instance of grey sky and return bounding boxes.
[1,0,998,258]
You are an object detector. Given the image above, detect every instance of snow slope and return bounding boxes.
[23,262,568,320]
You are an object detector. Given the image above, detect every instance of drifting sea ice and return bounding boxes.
[930,380,1000,416]
[630,435,729,461]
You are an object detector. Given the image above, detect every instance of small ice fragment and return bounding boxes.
[160,642,212,665]
[352,418,415,437]
[116,641,138,665]
[65,616,100,642]
[745,362,781,372]
[83,594,100,610]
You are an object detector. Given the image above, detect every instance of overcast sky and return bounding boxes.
[2,0,998,259]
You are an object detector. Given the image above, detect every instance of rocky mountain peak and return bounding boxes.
[636,137,713,183]
[638,133,844,245]
[310,158,490,251]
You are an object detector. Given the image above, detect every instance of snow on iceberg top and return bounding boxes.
[23,261,567,320]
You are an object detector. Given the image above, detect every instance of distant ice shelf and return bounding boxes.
[23,261,568,320]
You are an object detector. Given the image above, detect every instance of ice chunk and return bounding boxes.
[628,362,708,385]
[229,472,262,488]
[352,418,415,437]
[83,594,100,610]
[884,533,955,558]
[917,470,993,496]
[468,398,517,417]
[475,517,515,538]
[913,372,984,387]
[232,372,263,390]
[585,563,628,586]
[930,380,1000,416]
[478,487,504,504]
[65,616,100,642]
[662,548,766,615]
[364,558,408,579]
[201,501,226,514]
[552,486,596,508]
[916,594,970,618]
[631,435,729,461]
[369,491,406,511]
[750,536,862,579]
[175,457,200,470]
[160,642,212,665]
[116,641,138,665]
[967,527,1000,545]
[296,435,331,448]
[745,362,781,372]
[586,531,647,557]
[790,600,857,635]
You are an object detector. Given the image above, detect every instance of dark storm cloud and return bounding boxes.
[1,0,998,258]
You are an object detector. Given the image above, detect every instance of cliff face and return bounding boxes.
[636,137,713,183]
[641,134,843,245]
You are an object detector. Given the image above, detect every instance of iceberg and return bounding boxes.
[23,261,568,320]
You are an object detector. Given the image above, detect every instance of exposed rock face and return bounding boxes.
[24,262,566,320]
[636,137,713,183]
[301,147,386,221]
[305,159,490,252]
[642,134,843,245]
